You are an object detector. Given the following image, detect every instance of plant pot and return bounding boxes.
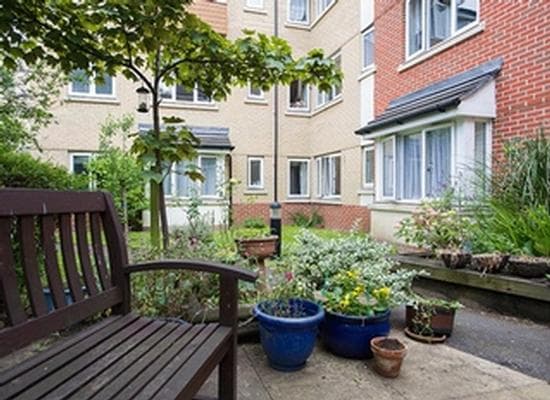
[471,253,509,273]
[405,304,456,337]
[236,236,278,259]
[321,309,390,359]
[437,249,471,269]
[404,327,447,343]
[507,256,550,279]
[254,299,324,372]
[370,337,408,378]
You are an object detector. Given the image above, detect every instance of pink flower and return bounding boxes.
[285,271,294,282]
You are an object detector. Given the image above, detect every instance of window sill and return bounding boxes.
[286,196,310,202]
[312,96,343,116]
[244,190,268,195]
[285,109,311,118]
[399,22,485,72]
[244,7,267,15]
[358,65,376,81]
[284,22,311,31]
[244,98,268,106]
[369,201,421,213]
[66,96,120,105]
[357,187,374,195]
[159,102,218,111]
[165,197,225,205]
[314,198,342,205]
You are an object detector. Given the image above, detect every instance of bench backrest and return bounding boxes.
[0,189,128,356]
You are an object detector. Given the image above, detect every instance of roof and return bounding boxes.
[138,124,233,150]
[356,57,503,135]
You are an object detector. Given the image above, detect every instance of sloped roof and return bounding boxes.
[356,58,503,135]
[138,124,233,150]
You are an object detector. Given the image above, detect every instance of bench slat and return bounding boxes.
[90,213,112,290]
[153,326,231,400]
[133,324,222,400]
[41,215,67,309]
[0,217,27,326]
[71,321,184,400]
[8,316,149,400]
[59,214,85,303]
[18,216,49,318]
[75,213,99,296]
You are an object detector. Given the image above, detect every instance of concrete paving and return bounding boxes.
[198,331,550,400]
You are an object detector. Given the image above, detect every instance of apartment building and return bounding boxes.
[35,0,549,240]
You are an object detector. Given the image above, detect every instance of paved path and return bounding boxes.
[199,332,550,400]
[391,306,550,381]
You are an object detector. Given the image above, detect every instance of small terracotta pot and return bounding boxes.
[370,337,407,378]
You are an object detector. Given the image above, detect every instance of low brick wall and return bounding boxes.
[233,202,370,232]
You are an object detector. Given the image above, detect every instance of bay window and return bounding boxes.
[164,156,220,198]
[289,159,309,197]
[317,53,342,108]
[382,139,394,198]
[406,0,479,58]
[316,154,341,198]
[363,147,375,186]
[288,0,309,24]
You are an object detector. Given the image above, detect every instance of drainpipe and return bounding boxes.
[270,0,282,256]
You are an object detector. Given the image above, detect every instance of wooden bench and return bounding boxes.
[0,189,257,399]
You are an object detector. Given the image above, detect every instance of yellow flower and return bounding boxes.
[373,287,391,300]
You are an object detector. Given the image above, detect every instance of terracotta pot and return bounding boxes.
[405,304,456,337]
[370,337,407,378]
[236,236,278,259]
[437,249,471,269]
[471,253,509,273]
[507,256,550,279]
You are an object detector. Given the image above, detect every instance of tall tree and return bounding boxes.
[1,0,341,248]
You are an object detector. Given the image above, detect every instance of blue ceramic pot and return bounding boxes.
[321,309,391,359]
[254,299,324,372]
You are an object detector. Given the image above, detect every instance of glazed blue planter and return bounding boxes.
[321,309,391,359]
[254,299,324,372]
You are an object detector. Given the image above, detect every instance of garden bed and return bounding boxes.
[394,254,550,323]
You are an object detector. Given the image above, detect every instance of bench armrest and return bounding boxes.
[125,259,257,282]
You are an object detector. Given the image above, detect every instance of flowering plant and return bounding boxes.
[322,268,392,317]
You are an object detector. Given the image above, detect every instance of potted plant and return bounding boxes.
[234,218,278,260]
[370,337,408,378]
[470,253,509,274]
[254,271,323,371]
[320,268,392,359]
[507,255,550,278]
[404,297,462,343]
[397,192,472,269]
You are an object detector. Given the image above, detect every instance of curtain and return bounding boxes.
[408,0,423,55]
[201,157,217,196]
[290,162,308,195]
[426,127,451,197]
[402,134,422,199]
[430,0,451,45]
[289,0,307,22]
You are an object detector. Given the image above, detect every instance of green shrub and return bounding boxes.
[290,209,324,228]
[0,149,86,190]
[243,217,267,229]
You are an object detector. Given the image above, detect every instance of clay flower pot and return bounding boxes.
[370,337,407,378]
[437,249,471,269]
[471,253,509,274]
[236,236,278,259]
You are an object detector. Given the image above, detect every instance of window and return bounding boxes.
[200,156,218,196]
[406,0,478,58]
[317,0,334,15]
[474,121,487,169]
[247,84,264,100]
[317,53,341,107]
[317,154,341,198]
[382,139,394,197]
[69,70,114,97]
[362,29,375,69]
[246,0,263,8]
[363,147,375,186]
[160,82,212,104]
[70,153,92,175]
[425,127,451,197]
[396,133,422,200]
[289,80,309,110]
[289,160,309,197]
[288,0,309,23]
[247,157,264,189]
[164,156,220,198]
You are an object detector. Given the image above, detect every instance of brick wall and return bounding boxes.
[375,0,550,157]
[189,0,227,35]
[233,202,371,232]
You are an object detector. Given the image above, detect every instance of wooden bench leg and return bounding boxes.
[219,275,239,400]
[218,341,237,400]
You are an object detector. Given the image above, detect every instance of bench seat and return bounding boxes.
[0,314,231,400]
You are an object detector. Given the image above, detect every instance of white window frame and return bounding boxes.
[363,146,375,188]
[287,0,310,24]
[164,154,223,199]
[288,159,310,198]
[69,71,116,98]
[362,28,375,70]
[316,153,341,199]
[247,156,264,190]
[69,152,93,175]
[405,0,479,60]
[246,0,264,9]
[316,52,342,108]
[317,0,334,16]
[247,83,264,100]
[160,82,213,105]
[288,80,309,111]
[376,122,455,202]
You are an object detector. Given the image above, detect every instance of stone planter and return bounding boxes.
[236,236,278,259]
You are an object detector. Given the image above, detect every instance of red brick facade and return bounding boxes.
[233,202,371,232]
[189,0,227,35]
[375,0,549,156]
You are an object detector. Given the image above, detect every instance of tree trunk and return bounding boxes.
[150,95,162,249]
[160,182,169,249]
